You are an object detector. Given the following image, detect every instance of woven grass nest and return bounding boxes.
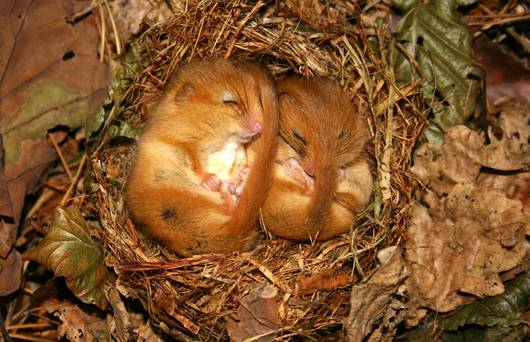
[90,1,427,339]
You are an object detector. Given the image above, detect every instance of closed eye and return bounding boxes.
[293,132,306,145]
[221,91,238,104]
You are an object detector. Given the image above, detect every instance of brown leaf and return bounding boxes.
[2,140,55,230]
[226,284,282,342]
[480,172,530,217]
[43,299,109,342]
[345,247,409,342]
[0,0,108,165]
[106,287,130,342]
[474,36,530,105]
[412,116,529,197]
[0,138,11,218]
[0,140,54,296]
[109,0,173,45]
[297,267,352,296]
[406,185,529,313]
[0,0,108,296]
[0,248,21,295]
[408,101,530,315]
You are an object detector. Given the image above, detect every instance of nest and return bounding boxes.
[90,1,427,339]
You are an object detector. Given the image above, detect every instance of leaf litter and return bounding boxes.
[0,0,108,296]
[406,101,530,314]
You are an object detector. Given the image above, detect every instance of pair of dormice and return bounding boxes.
[126,58,373,257]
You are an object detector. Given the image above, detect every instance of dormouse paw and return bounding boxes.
[201,173,222,192]
[282,158,314,193]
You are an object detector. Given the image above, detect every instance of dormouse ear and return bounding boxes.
[174,82,194,102]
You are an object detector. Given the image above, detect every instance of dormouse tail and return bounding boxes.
[224,62,279,247]
[306,154,338,238]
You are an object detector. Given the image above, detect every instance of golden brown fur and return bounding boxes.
[261,76,373,241]
[126,58,279,256]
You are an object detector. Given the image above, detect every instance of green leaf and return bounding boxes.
[441,271,529,338]
[109,121,139,140]
[25,207,114,310]
[398,272,529,341]
[86,105,107,136]
[111,39,149,104]
[392,0,482,144]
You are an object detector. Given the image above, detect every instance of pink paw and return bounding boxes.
[282,158,314,191]
[201,173,222,192]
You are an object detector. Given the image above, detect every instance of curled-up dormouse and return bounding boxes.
[126,58,279,256]
[261,76,373,241]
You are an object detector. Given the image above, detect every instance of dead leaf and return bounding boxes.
[0,0,108,295]
[412,122,529,197]
[136,320,165,342]
[106,287,130,342]
[226,284,282,342]
[407,100,530,317]
[0,138,11,217]
[109,0,173,45]
[0,0,108,165]
[0,247,22,295]
[24,207,114,310]
[0,140,55,296]
[297,267,352,296]
[44,299,109,342]
[478,172,530,216]
[345,247,409,342]
[474,36,530,105]
[406,185,529,313]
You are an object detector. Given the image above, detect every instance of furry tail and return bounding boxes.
[306,153,337,239]
[223,62,279,249]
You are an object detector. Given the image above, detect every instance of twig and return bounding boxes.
[25,188,59,220]
[224,0,265,59]
[6,334,55,342]
[6,323,53,330]
[60,153,87,207]
[506,27,530,55]
[48,133,73,181]
[97,0,106,62]
[103,0,122,55]
[68,2,95,23]
[0,310,13,342]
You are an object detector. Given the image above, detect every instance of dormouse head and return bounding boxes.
[151,58,276,144]
[277,76,368,173]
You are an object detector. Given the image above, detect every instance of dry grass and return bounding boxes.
[89,0,427,339]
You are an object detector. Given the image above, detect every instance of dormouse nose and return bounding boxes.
[243,116,262,136]
[253,121,262,134]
